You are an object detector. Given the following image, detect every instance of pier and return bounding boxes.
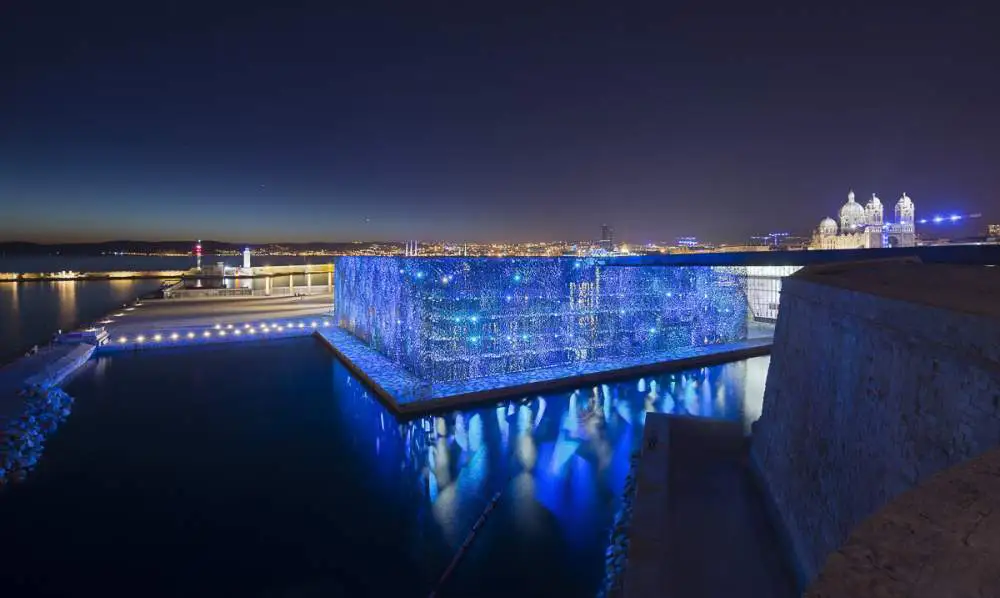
[0,263,334,283]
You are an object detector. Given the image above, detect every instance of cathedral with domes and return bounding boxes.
[811,190,916,250]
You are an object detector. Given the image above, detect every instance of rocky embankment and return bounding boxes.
[597,449,641,598]
[0,343,92,487]
[0,385,74,485]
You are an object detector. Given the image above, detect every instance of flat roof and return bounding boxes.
[793,261,1000,319]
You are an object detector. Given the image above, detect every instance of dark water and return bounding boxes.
[0,279,165,362]
[0,338,768,597]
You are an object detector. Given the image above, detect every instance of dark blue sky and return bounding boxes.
[2,1,997,243]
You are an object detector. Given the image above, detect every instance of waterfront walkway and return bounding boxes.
[98,293,333,338]
[623,414,796,598]
[318,328,772,416]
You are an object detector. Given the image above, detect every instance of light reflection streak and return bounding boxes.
[331,353,769,559]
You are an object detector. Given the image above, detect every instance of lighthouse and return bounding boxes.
[195,240,203,270]
[243,247,252,269]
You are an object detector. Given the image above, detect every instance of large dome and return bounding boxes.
[839,190,865,231]
[866,193,883,210]
[819,217,838,235]
[896,192,913,210]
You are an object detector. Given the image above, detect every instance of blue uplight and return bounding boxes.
[513,273,523,282]
[950,214,961,221]
[933,216,944,223]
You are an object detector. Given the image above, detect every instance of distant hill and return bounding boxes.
[0,240,400,256]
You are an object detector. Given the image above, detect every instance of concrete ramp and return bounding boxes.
[623,414,795,598]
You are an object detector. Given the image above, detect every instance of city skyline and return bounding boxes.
[2,1,998,243]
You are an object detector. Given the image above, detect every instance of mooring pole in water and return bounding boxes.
[427,474,514,598]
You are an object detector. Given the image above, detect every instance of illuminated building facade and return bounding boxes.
[334,257,749,383]
[812,190,916,249]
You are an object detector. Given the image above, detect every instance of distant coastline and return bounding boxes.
[0,240,399,257]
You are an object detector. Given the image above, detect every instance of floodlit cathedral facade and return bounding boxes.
[812,190,916,250]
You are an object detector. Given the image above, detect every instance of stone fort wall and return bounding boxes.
[750,263,1000,588]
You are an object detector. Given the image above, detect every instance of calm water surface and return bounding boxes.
[0,279,164,361]
[0,338,768,597]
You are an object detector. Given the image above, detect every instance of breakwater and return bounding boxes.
[0,344,93,486]
[0,386,75,485]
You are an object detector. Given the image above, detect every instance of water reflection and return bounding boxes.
[4,281,18,317]
[334,356,769,560]
[55,280,77,330]
[0,336,770,597]
[0,279,164,361]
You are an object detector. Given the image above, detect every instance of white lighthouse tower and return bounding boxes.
[242,247,252,269]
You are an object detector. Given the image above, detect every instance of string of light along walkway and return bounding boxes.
[106,319,333,346]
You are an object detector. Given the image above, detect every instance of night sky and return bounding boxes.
[2,1,997,244]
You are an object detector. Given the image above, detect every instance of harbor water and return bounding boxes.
[0,337,768,597]
[0,279,164,362]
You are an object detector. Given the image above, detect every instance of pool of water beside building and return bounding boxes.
[0,337,769,597]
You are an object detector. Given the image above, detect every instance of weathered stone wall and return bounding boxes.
[751,264,1000,588]
[806,445,1000,597]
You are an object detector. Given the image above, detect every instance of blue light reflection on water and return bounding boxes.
[0,338,767,597]
[333,345,768,596]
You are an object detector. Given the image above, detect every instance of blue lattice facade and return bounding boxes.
[335,257,749,383]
